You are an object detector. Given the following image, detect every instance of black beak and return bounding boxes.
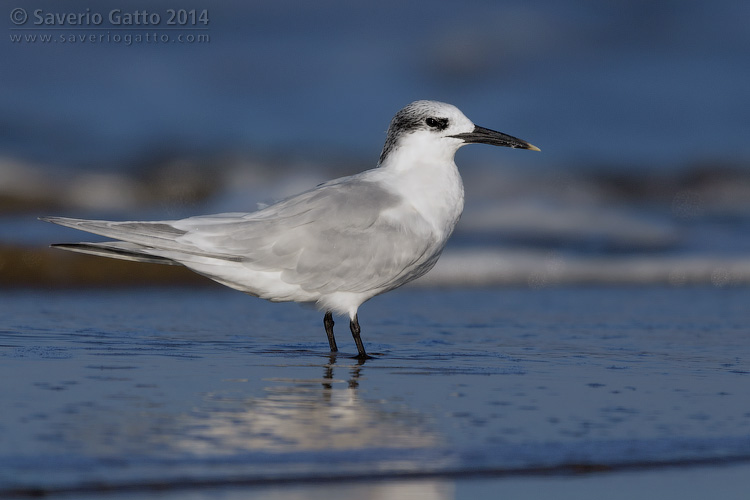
[451,125,540,151]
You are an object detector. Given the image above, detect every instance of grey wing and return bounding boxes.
[42,177,440,293]
[177,178,441,293]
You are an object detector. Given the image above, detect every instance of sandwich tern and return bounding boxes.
[41,100,539,358]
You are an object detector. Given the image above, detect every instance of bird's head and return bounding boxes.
[378,100,539,167]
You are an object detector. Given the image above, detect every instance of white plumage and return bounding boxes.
[41,100,538,358]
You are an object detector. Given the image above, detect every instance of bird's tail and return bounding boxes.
[50,241,180,266]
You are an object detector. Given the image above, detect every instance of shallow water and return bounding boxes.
[1,286,749,498]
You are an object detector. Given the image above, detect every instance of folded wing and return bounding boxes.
[42,177,440,295]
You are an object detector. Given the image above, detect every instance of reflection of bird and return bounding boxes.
[166,361,452,499]
[41,101,538,358]
[173,360,440,453]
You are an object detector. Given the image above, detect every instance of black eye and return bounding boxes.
[425,117,448,130]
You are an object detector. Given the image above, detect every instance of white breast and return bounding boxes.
[375,132,466,242]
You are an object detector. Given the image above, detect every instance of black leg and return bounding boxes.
[349,314,370,359]
[323,311,338,352]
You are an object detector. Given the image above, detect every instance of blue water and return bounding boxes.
[1,286,749,497]
[2,1,749,169]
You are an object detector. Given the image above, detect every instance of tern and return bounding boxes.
[41,100,539,359]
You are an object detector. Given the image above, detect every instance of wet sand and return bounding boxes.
[1,286,749,498]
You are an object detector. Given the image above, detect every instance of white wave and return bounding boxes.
[417,249,750,287]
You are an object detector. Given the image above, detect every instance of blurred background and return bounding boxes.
[2,0,750,287]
